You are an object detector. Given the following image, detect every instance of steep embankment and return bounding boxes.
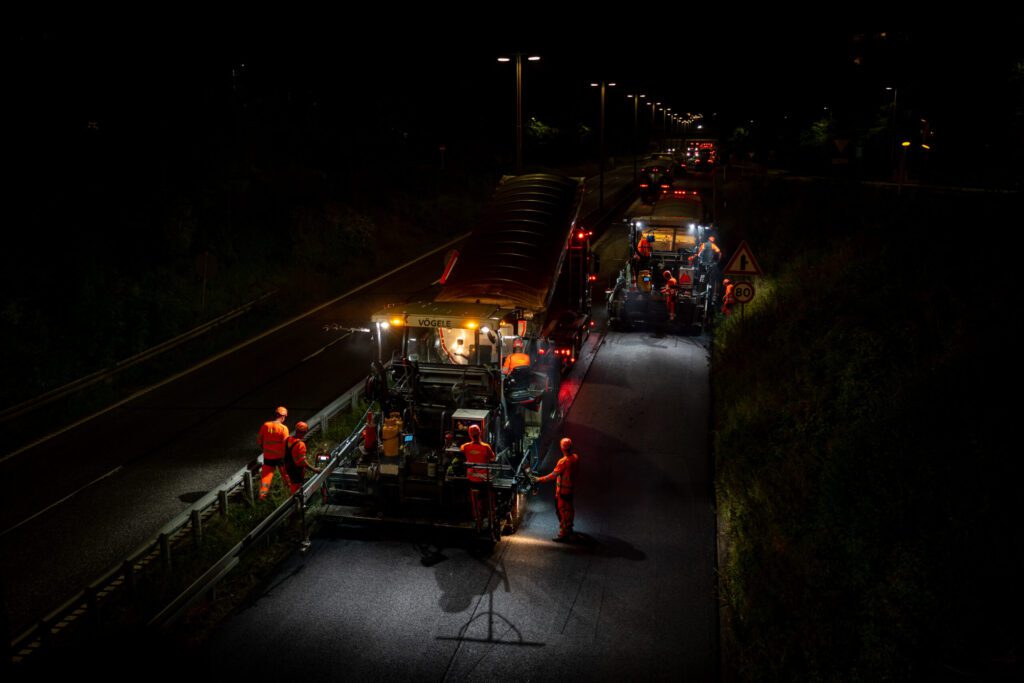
[714,178,1021,680]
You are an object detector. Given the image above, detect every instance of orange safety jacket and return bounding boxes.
[460,440,496,482]
[537,452,579,496]
[501,352,531,375]
[259,421,290,461]
[285,436,308,467]
[698,240,721,263]
[637,239,653,258]
[724,283,736,303]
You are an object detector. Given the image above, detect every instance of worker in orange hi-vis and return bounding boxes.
[501,337,531,375]
[460,424,497,531]
[662,269,678,321]
[636,234,653,259]
[360,410,378,460]
[532,437,580,542]
[722,278,736,317]
[696,235,721,266]
[284,421,320,495]
[258,406,291,500]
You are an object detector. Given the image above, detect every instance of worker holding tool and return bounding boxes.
[532,437,580,542]
[284,421,321,495]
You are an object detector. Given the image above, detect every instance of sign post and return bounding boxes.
[722,241,763,320]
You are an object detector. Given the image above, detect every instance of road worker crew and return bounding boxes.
[662,269,678,321]
[722,278,736,316]
[532,437,580,542]
[284,421,321,495]
[460,424,497,531]
[258,406,291,500]
[501,337,531,375]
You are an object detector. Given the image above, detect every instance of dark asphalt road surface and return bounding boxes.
[1,168,638,641]
[191,220,717,680]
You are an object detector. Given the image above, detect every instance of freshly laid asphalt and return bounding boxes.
[192,222,718,680]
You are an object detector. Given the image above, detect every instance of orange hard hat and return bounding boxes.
[560,437,573,452]
[276,406,288,417]
[295,421,309,433]
[512,337,525,351]
[468,424,481,438]
[723,278,731,284]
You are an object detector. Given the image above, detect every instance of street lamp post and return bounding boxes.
[591,80,616,210]
[626,93,646,182]
[886,86,899,178]
[498,54,541,172]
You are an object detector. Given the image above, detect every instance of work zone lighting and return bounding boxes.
[390,317,404,326]
[466,321,478,330]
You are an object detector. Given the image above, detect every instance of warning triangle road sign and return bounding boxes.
[723,240,764,276]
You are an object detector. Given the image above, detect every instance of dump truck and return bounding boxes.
[607,193,715,331]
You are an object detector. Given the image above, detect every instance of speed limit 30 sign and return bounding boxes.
[732,281,755,304]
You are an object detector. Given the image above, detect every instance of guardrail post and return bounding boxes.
[122,560,137,599]
[85,585,99,625]
[38,618,52,651]
[299,494,311,553]
[159,533,172,572]
[191,510,203,550]
[243,472,255,506]
[218,489,228,518]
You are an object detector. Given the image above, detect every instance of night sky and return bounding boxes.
[13,20,1018,158]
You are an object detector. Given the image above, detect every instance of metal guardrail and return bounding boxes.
[8,379,365,665]
[9,191,626,665]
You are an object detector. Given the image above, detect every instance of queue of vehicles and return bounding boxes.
[320,142,722,539]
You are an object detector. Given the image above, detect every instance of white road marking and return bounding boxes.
[0,466,124,538]
[0,234,468,465]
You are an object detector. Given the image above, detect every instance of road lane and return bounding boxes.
[2,169,637,641]
[193,329,716,680]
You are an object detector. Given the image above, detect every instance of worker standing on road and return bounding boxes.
[722,278,736,317]
[532,437,580,542]
[284,421,321,495]
[460,424,496,532]
[258,406,291,500]
[662,269,678,321]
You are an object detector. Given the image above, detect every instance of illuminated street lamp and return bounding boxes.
[886,85,899,176]
[591,80,616,209]
[626,93,646,181]
[498,54,541,172]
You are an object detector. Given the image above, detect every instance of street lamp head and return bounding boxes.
[527,56,541,61]
[608,82,616,87]
[590,83,599,87]
[497,57,511,62]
